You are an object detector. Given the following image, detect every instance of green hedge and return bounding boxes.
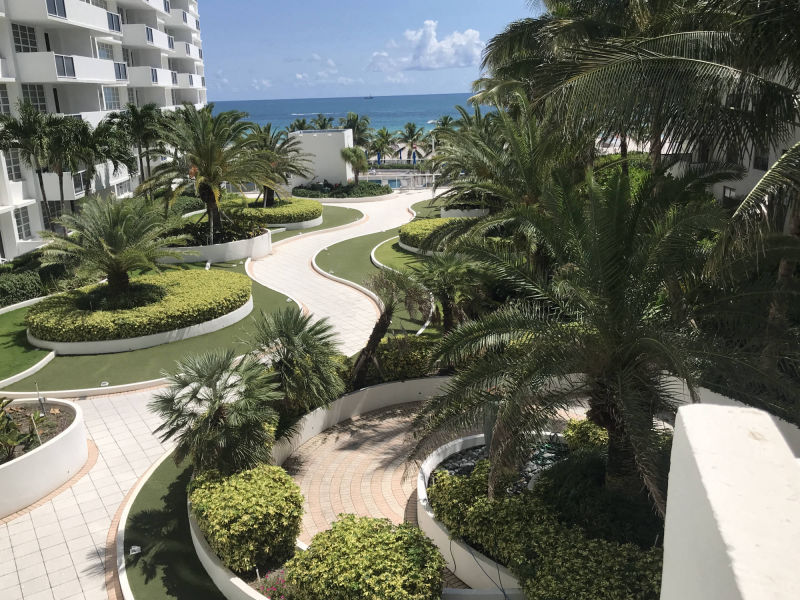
[293,181,392,198]
[0,271,44,308]
[220,197,323,225]
[428,461,663,600]
[170,195,205,215]
[285,515,445,600]
[190,466,303,574]
[26,269,251,342]
[563,419,609,452]
[367,335,435,384]
[398,218,460,248]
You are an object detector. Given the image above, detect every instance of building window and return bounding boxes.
[14,207,32,240]
[72,171,89,197]
[46,0,67,18]
[753,147,769,171]
[55,55,76,78]
[0,85,9,115]
[97,42,114,60]
[115,179,131,197]
[91,0,109,8]
[5,150,23,181]
[107,12,121,32]
[171,89,178,105]
[723,186,737,201]
[12,24,38,53]
[21,84,47,112]
[102,86,121,110]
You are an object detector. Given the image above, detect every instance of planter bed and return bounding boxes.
[440,207,489,218]
[0,398,87,518]
[159,230,273,264]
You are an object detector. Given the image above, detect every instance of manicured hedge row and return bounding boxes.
[428,461,663,600]
[171,195,205,215]
[220,197,323,225]
[293,181,392,198]
[0,271,44,308]
[26,269,251,342]
[190,466,303,574]
[398,218,462,248]
[285,515,445,600]
[367,335,435,384]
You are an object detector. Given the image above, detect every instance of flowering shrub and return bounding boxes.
[254,570,295,600]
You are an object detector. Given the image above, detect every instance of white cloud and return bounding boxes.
[368,20,483,72]
[326,58,336,68]
[296,73,309,80]
[251,78,271,90]
[311,52,322,61]
[386,72,411,84]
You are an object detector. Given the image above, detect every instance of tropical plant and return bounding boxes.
[0,399,44,464]
[83,118,137,193]
[149,350,282,474]
[395,122,425,161]
[410,252,476,333]
[340,146,369,184]
[106,103,160,180]
[247,123,310,206]
[311,113,334,129]
[370,127,396,165]
[252,307,345,418]
[46,115,93,216]
[338,111,372,147]
[39,196,187,296]
[288,117,310,132]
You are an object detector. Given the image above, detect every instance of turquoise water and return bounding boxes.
[211,93,473,133]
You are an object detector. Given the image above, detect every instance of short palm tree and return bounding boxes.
[289,118,310,132]
[341,147,369,184]
[106,103,161,180]
[252,307,344,418]
[247,123,310,206]
[40,196,187,296]
[370,127,397,165]
[149,350,282,474]
[312,114,334,129]
[395,122,424,161]
[410,253,475,333]
[338,112,372,147]
[84,119,137,193]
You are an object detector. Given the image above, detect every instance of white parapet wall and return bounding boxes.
[661,404,800,600]
[0,399,88,519]
[440,208,489,218]
[159,230,272,264]
[288,129,354,186]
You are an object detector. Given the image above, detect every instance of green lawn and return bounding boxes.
[2,262,293,392]
[270,205,363,242]
[0,307,50,380]
[125,454,224,600]
[410,198,444,219]
[373,238,427,271]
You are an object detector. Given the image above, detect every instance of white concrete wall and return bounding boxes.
[288,129,353,186]
[158,230,272,264]
[661,404,800,600]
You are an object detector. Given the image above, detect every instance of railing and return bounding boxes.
[114,62,127,80]
[107,11,121,32]
[55,54,75,78]
[199,48,203,59]
[188,74,194,86]
[46,0,67,18]
[195,18,200,30]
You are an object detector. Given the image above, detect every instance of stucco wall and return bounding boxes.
[288,129,354,186]
[158,230,272,264]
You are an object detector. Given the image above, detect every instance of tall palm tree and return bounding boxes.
[106,103,160,181]
[288,117,311,132]
[0,101,56,228]
[251,307,345,418]
[46,115,92,216]
[338,112,372,147]
[150,104,280,242]
[149,350,282,474]
[340,146,368,184]
[40,196,187,295]
[395,122,424,161]
[247,123,310,206]
[84,119,137,193]
[312,114,334,129]
[370,127,396,165]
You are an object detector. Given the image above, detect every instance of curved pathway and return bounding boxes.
[249,190,431,356]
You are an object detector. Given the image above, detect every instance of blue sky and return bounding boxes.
[200,0,532,100]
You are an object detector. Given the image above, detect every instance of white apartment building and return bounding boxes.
[0,0,206,261]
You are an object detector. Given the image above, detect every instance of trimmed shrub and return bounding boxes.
[0,271,44,308]
[367,335,435,384]
[220,197,323,225]
[26,269,251,342]
[398,218,462,248]
[563,419,609,452]
[293,181,392,198]
[190,466,304,574]
[285,514,445,600]
[170,195,205,215]
[428,461,663,600]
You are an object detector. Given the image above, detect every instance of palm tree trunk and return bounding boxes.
[354,169,360,185]
[198,182,220,244]
[620,134,629,180]
[586,389,640,493]
[265,187,276,207]
[33,160,53,230]
[137,143,145,183]
[145,151,152,180]
[442,297,455,333]
[57,172,67,217]
[107,270,130,296]
[351,305,394,390]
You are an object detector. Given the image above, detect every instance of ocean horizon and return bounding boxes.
[211,92,473,133]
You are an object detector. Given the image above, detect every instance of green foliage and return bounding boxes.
[398,218,460,248]
[220,197,323,225]
[0,271,44,308]
[26,269,251,342]
[292,181,391,198]
[0,399,44,463]
[593,153,650,192]
[428,462,663,600]
[190,465,303,574]
[170,195,205,215]
[367,335,435,384]
[285,514,445,600]
[563,419,609,452]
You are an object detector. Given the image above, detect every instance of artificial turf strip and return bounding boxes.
[2,263,293,392]
[124,454,225,600]
[410,198,444,219]
[373,238,427,271]
[0,307,50,380]
[270,205,364,242]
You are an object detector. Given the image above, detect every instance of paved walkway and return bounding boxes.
[249,190,431,356]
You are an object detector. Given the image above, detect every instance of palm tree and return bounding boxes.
[150,104,280,242]
[410,253,475,333]
[288,118,311,132]
[395,122,424,161]
[149,350,282,474]
[251,307,345,418]
[106,103,160,181]
[39,196,187,296]
[341,147,368,184]
[312,114,334,129]
[0,101,56,228]
[46,115,92,216]
[370,127,396,165]
[247,123,310,206]
[338,112,372,147]
[83,119,137,193]
[413,171,800,515]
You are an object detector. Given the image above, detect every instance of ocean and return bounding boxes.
[211,93,473,134]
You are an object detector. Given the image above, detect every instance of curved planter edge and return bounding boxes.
[188,377,453,600]
[28,296,254,355]
[0,399,88,519]
[268,215,323,230]
[271,212,368,248]
[417,434,525,599]
[311,191,395,204]
[398,240,439,257]
[310,249,383,315]
[0,295,48,316]
[0,351,56,389]
[158,230,272,265]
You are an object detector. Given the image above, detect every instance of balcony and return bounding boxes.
[15,52,120,84]
[176,41,202,61]
[177,72,203,88]
[42,170,90,202]
[167,8,199,31]
[116,0,170,15]
[128,66,177,88]
[5,0,122,36]
[122,24,175,52]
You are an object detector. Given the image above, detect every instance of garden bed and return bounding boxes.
[292,181,392,198]
[398,217,465,250]
[26,269,251,349]
[1,401,74,464]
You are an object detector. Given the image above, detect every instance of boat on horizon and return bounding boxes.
[363,94,374,100]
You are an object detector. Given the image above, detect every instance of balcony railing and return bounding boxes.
[114,62,127,80]
[55,54,75,78]
[46,0,66,18]
[107,11,121,32]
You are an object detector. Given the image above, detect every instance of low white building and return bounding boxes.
[288,128,353,188]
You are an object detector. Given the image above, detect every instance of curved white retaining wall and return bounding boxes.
[28,297,254,355]
[315,191,395,204]
[159,230,272,265]
[0,296,48,316]
[0,352,56,389]
[310,248,384,314]
[417,434,524,599]
[398,240,438,256]
[269,215,323,230]
[189,377,451,600]
[440,208,489,218]
[0,399,87,519]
